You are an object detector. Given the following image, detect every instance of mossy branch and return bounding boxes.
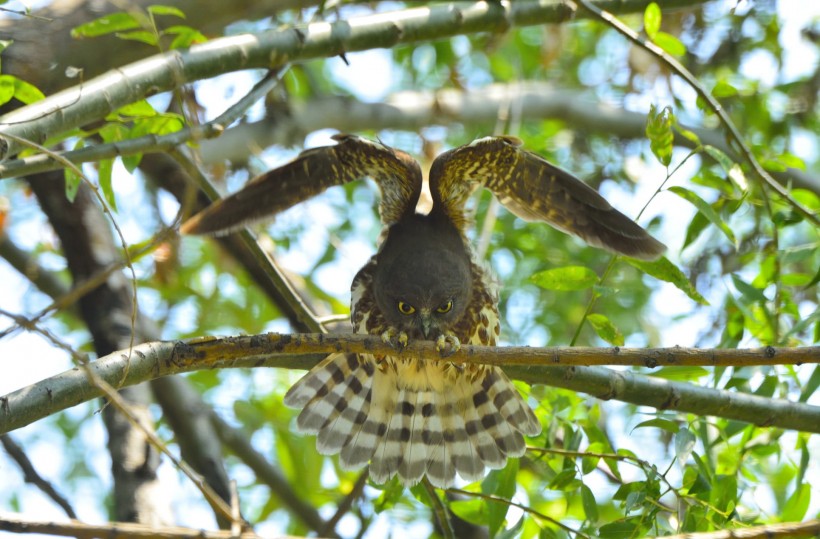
[2,332,818,435]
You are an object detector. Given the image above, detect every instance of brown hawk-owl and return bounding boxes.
[182,134,665,487]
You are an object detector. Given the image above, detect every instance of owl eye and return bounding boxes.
[397,301,416,315]
[436,300,453,313]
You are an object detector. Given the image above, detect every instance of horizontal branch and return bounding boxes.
[0,0,702,161]
[654,519,820,539]
[0,513,268,539]
[2,333,818,435]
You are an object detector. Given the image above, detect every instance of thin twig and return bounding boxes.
[0,435,77,519]
[423,478,454,539]
[447,487,591,539]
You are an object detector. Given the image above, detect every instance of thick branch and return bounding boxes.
[0,0,704,161]
[3,83,815,194]
[2,333,818,435]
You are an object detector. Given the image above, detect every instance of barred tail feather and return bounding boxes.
[284,356,541,488]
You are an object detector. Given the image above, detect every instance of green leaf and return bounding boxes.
[704,145,747,192]
[97,159,116,211]
[12,77,45,104]
[165,25,207,49]
[0,39,13,54]
[581,484,599,523]
[626,256,709,305]
[530,265,598,291]
[781,483,810,522]
[117,100,158,117]
[64,140,85,202]
[116,30,158,46]
[449,499,488,526]
[646,104,674,167]
[674,428,696,464]
[632,418,680,434]
[654,31,687,56]
[599,520,639,539]
[651,366,709,381]
[0,75,14,106]
[643,2,661,39]
[586,313,624,346]
[482,459,518,538]
[712,79,738,98]
[148,4,186,18]
[667,186,737,248]
[731,274,768,303]
[72,12,142,38]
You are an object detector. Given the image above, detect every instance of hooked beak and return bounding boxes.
[419,312,433,339]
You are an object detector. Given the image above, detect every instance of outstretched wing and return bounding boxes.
[181,134,422,235]
[428,136,666,260]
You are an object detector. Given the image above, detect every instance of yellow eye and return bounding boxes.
[436,300,453,314]
[397,301,416,315]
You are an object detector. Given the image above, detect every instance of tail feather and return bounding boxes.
[456,375,505,469]
[370,387,406,484]
[397,389,428,484]
[284,355,541,487]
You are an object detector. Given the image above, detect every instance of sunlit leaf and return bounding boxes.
[148,4,186,18]
[530,265,598,291]
[449,499,488,526]
[116,30,158,46]
[117,100,158,117]
[646,104,674,166]
[98,159,116,212]
[654,31,687,56]
[12,77,45,104]
[674,429,696,464]
[626,256,709,305]
[712,79,738,98]
[643,2,661,39]
[781,483,810,522]
[72,12,142,38]
[668,186,737,248]
[586,313,624,346]
[0,75,14,106]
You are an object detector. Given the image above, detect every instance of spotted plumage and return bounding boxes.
[182,134,665,487]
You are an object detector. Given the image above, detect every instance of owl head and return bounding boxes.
[372,213,472,339]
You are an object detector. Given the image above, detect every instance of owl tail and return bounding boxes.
[283,353,541,488]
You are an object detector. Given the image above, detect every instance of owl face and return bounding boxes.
[377,278,469,339]
[372,213,473,339]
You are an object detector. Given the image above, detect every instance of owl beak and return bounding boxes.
[419,311,433,338]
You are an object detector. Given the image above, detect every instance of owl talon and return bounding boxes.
[436,334,461,357]
[382,328,409,351]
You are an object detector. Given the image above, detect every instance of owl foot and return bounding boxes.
[381,327,409,351]
[436,333,461,358]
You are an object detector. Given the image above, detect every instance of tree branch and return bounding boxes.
[2,333,818,435]
[0,0,705,161]
[4,83,815,195]
[0,514,270,539]
[651,519,820,539]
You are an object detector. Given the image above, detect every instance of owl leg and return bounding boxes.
[381,326,409,351]
[435,331,460,357]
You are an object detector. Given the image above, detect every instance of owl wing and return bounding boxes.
[428,136,666,260]
[181,134,423,235]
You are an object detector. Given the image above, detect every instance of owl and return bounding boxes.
[182,134,664,487]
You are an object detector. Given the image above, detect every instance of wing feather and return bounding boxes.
[181,134,422,235]
[428,136,665,260]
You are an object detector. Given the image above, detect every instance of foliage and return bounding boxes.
[0,1,818,538]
